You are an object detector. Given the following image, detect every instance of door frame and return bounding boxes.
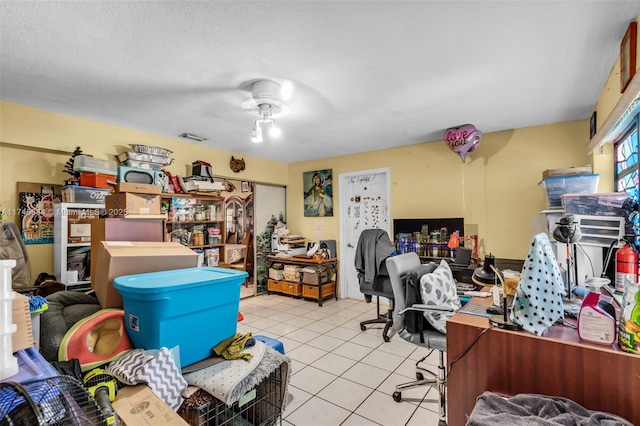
[338,167,391,299]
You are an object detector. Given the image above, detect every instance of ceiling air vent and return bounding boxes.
[179,133,207,142]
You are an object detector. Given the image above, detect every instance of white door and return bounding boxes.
[339,168,391,300]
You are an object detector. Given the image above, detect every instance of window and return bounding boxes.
[614,115,640,249]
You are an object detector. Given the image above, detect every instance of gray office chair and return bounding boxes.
[386,252,453,426]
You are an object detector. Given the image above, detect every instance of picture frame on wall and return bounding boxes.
[620,21,637,93]
[241,181,250,192]
[589,111,597,139]
[303,169,333,217]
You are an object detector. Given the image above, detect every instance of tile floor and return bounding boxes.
[237,294,445,426]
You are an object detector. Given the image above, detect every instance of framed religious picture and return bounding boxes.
[303,169,333,217]
[620,21,637,93]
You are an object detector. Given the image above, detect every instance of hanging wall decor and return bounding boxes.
[620,21,637,93]
[303,169,333,217]
[444,124,483,163]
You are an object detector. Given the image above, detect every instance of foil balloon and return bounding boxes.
[444,124,483,163]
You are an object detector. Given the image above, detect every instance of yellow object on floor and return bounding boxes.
[213,332,253,361]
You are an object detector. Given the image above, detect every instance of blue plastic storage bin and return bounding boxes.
[539,174,599,208]
[113,267,248,368]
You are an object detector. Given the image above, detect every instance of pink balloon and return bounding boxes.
[444,124,483,163]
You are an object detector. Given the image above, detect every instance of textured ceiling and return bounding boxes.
[2,1,640,163]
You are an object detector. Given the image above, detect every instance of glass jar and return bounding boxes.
[195,205,206,221]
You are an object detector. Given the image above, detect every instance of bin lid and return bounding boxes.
[113,267,248,293]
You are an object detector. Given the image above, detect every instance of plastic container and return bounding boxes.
[561,192,630,216]
[61,185,112,204]
[539,174,600,209]
[73,155,118,175]
[0,347,58,384]
[79,171,117,189]
[113,267,248,367]
[122,159,164,171]
[0,259,18,381]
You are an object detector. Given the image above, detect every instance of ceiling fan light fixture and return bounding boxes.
[251,123,263,143]
[269,121,281,138]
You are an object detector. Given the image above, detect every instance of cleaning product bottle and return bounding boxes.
[618,277,640,354]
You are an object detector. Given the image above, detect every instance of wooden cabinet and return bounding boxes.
[161,194,225,264]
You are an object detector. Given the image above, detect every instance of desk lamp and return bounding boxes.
[552,215,582,299]
[472,254,520,330]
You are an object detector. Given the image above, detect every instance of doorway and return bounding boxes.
[338,168,391,300]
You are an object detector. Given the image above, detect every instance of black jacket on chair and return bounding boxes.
[354,229,396,301]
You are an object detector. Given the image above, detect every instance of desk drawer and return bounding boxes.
[302,282,335,300]
[281,282,302,296]
[268,279,282,292]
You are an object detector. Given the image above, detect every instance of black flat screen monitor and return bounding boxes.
[392,218,464,238]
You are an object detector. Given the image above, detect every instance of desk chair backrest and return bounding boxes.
[385,252,422,331]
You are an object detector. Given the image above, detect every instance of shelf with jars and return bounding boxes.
[161,194,225,265]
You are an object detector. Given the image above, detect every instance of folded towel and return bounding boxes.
[213,333,254,361]
[511,233,565,335]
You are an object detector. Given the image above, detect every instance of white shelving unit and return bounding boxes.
[54,202,104,288]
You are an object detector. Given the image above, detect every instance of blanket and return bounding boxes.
[183,341,290,406]
[512,233,565,335]
[467,392,633,426]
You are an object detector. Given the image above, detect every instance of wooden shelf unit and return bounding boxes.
[267,255,339,306]
[161,194,225,265]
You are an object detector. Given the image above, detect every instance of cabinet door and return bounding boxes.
[225,196,244,244]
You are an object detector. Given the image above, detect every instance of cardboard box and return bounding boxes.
[93,241,198,308]
[12,292,34,352]
[113,385,189,426]
[116,182,162,195]
[542,165,592,179]
[106,193,161,216]
[68,208,101,243]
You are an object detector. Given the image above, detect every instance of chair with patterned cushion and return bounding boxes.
[386,252,459,426]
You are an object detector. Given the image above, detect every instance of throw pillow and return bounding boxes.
[419,260,461,333]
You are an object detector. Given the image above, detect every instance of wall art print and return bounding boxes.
[19,192,61,244]
[303,169,333,217]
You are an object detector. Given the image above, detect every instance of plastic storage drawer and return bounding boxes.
[61,185,112,204]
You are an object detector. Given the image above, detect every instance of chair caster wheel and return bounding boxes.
[383,335,390,342]
[392,391,402,402]
[360,324,367,331]
[416,372,424,381]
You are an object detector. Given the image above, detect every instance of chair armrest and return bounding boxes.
[399,304,455,315]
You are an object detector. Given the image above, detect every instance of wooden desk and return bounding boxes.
[267,256,338,306]
[446,297,640,426]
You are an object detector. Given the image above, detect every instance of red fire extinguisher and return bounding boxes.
[615,242,639,293]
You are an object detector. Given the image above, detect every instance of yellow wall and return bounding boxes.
[0,101,288,278]
[288,121,591,261]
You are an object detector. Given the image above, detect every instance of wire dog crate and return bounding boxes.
[179,361,289,426]
[0,375,107,425]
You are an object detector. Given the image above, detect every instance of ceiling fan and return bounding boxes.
[240,79,290,143]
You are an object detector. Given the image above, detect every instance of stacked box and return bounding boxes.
[283,265,301,282]
[539,174,599,208]
[301,266,329,285]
